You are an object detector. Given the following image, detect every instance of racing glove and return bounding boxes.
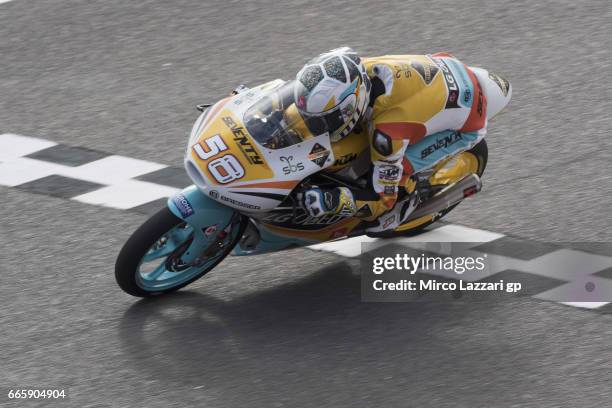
[301,187,357,218]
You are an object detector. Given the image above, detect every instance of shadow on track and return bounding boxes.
[116,260,535,405]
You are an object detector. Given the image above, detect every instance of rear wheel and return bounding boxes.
[382,139,488,237]
[115,207,246,297]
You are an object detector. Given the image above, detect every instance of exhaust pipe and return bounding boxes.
[407,174,482,220]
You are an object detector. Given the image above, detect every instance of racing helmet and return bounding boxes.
[294,47,371,142]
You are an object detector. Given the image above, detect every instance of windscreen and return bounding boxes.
[244,81,330,149]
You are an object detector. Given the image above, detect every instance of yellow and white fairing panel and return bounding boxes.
[184,80,336,213]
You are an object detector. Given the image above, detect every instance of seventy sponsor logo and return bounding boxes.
[420,132,463,159]
[222,116,265,165]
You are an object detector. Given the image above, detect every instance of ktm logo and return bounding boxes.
[333,153,357,166]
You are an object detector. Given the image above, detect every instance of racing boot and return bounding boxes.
[365,190,419,234]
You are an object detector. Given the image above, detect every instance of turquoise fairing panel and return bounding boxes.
[167,185,236,231]
[167,186,316,256]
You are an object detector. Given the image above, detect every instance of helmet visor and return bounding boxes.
[300,93,358,138]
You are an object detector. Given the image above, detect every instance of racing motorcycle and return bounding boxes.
[115,68,511,297]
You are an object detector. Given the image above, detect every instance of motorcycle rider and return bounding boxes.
[295,47,493,232]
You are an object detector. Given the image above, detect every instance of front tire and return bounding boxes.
[115,207,246,297]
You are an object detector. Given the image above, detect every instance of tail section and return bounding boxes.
[469,67,512,120]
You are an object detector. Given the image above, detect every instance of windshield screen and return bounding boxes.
[244,81,328,149]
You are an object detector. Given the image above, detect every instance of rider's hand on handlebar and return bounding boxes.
[300,187,357,217]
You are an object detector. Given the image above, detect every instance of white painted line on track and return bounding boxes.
[0,133,56,160]
[0,156,67,186]
[61,155,168,185]
[559,302,609,309]
[0,133,175,209]
[309,224,504,258]
[72,180,178,209]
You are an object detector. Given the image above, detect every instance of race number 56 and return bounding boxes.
[192,134,228,160]
[192,134,245,184]
[208,155,244,184]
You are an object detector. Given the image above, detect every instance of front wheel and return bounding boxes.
[115,207,246,297]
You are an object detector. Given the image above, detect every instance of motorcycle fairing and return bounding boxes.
[231,225,314,256]
[231,216,363,256]
[167,185,240,263]
[185,80,337,213]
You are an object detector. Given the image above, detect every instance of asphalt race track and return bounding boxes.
[1,0,612,407]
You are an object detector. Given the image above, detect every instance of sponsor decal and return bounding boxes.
[476,82,484,117]
[431,57,460,109]
[231,191,286,202]
[222,116,265,165]
[384,185,396,195]
[308,143,330,168]
[356,203,373,218]
[172,193,194,218]
[333,153,357,167]
[464,88,472,103]
[219,194,261,210]
[447,58,473,107]
[393,64,412,79]
[420,132,463,159]
[410,61,439,85]
[378,165,401,182]
[209,190,219,199]
[262,210,348,229]
[383,215,397,229]
[280,155,305,175]
[204,225,218,236]
[489,73,510,97]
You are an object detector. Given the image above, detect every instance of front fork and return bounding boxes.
[167,185,241,264]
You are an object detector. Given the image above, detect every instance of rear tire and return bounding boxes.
[371,139,488,238]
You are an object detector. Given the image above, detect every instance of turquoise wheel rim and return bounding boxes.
[135,219,238,292]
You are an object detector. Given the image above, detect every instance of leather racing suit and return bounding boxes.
[332,53,488,230]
